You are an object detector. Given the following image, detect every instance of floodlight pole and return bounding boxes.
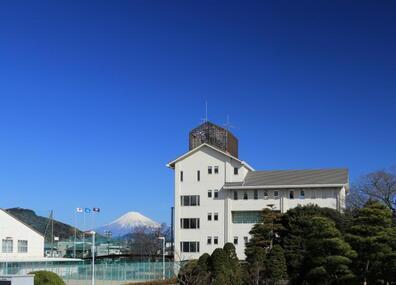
[158,237,165,280]
[91,231,96,285]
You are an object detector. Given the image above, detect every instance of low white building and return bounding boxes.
[167,121,348,261]
[0,209,44,260]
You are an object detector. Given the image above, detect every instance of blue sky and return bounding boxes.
[0,0,395,228]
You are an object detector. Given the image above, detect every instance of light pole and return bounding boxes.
[158,236,165,280]
[90,231,96,285]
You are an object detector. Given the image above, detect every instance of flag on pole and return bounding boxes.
[76,208,83,213]
[85,208,91,213]
[93,208,100,213]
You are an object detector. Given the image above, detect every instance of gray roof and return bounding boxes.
[225,169,348,187]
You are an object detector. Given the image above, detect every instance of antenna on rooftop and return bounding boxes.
[223,115,235,131]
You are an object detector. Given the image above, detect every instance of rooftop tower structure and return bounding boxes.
[189,121,238,158]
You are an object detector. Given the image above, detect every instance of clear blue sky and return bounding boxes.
[0,0,395,228]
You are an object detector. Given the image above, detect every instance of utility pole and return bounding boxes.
[158,236,165,280]
[90,231,96,285]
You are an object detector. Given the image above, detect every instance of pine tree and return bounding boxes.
[304,216,356,285]
[266,244,288,281]
[223,243,243,285]
[346,200,394,284]
[211,248,230,285]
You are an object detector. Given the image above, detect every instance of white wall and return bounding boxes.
[0,210,44,259]
[173,146,248,261]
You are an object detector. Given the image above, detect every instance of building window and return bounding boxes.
[233,191,238,200]
[233,236,238,245]
[180,171,183,182]
[244,236,248,244]
[214,213,218,221]
[289,191,294,199]
[300,190,305,199]
[214,236,218,245]
[208,166,212,174]
[312,190,316,199]
[18,240,28,253]
[232,211,262,224]
[234,167,239,175]
[254,190,258,200]
[180,241,200,253]
[208,213,212,221]
[322,191,327,199]
[214,190,219,199]
[214,166,219,174]
[181,195,200,206]
[274,191,279,199]
[208,190,212,198]
[197,170,200,181]
[180,218,200,229]
[243,192,248,200]
[264,191,268,199]
[2,239,13,253]
[333,190,337,198]
[207,237,212,245]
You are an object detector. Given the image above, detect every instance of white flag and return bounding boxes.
[76,208,83,213]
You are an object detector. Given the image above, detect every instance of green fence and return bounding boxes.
[0,260,179,285]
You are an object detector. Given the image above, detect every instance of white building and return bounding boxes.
[167,122,348,261]
[0,209,44,260]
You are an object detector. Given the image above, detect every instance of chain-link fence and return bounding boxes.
[0,260,179,285]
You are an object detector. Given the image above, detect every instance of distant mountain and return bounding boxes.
[95,211,161,237]
[6,208,82,240]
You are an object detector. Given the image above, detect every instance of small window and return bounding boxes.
[214,236,218,245]
[214,190,219,199]
[244,236,248,244]
[254,190,258,200]
[197,170,200,181]
[289,191,294,199]
[312,190,316,199]
[180,171,183,182]
[208,213,212,221]
[233,191,238,200]
[233,236,238,245]
[243,192,248,200]
[300,190,305,199]
[274,191,279,199]
[180,241,200,253]
[2,239,13,253]
[207,237,212,245]
[214,166,219,174]
[208,166,212,174]
[208,190,212,198]
[264,191,268,199]
[214,213,218,221]
[234,167,239,175]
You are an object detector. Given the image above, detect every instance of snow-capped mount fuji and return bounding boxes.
[95,211,161,237]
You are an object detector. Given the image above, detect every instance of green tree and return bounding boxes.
[196,253,212,285]
[266,244,288,281]
[245,246,266,285]
[223,243,243,285]
[211,248,230,285]
[304,217,356,285]
[30,271,65,285]
[346,200,395,284]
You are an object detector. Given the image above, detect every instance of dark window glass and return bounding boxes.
[214,213,218,221]
[181,195,200,206]
[234,191,238,200]
[207,237,212,245]
[254,190,258,200]
[234,167,238,175]
[214,166,219,174]
[208,213,212,221]
[214,237,218,245]
[208,166,212,174]
[289,191,294,199]
[180,171,183,182]
[181,218,200,229]
[233,237,238,245]
[300,190,305,198]
[214,190,219,198]
[197,170,200,181]
[244,192,248,200]
[208,190,212,198]
[274,191,279,198]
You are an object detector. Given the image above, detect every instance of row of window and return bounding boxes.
[232,189,337,200]
[207,236,218,245]
[233,236,249,245]
[180,214,219,229]
[179,166,239,182]
[2,239,28,253]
